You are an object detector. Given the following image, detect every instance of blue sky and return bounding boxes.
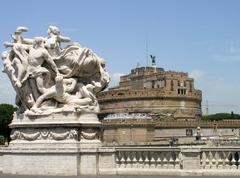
[1,0,240,114]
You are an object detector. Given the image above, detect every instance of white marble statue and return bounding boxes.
[2,26,110,116]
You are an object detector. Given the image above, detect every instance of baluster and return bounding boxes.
[217,152,223,169]
[126,151,132,168]
[209,151,213,169]
[168,152,174,169]
[115,152,120,168]
[138,153,144,168]
[120,153,125,168]
[211,151,217,169]
[174,152,180,169]
[237,152,240,170]
[150,152,156,169]
[201,151,206,169]
[205,152,210,169]
[162,152,169,169]
[132,151,137,168]
[224,152,230,169]
[179,152,183,169]
[144,152,150,169]
[156,152,162,169]
[231,152,237,169]
[218,157,223,169]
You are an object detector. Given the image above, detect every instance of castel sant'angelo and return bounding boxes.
[98,64,202,120]
[97,63,240,145]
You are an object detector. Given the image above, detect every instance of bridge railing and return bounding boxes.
[201,147,240,170]
[115,147,181,170]
[99,146,240,175]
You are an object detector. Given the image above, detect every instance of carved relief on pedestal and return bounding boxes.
[80,128,99,141]
[10,128,78,141]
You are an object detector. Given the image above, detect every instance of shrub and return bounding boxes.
[0,103,17,142]
[0,135,5,145]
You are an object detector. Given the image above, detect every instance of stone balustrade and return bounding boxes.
[201,148,240,170]
[2,145,240,176]
[103,146,240,176]
[115,147,181,170]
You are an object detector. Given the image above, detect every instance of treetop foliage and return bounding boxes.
[202,112,240,121]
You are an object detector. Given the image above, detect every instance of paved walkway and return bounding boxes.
[0,175,239,178]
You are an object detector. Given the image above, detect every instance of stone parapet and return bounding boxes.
[2,145,240,176]
[98,89,202,101]
[102,119,240,128]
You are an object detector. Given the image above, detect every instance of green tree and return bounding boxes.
[0,103,17,143]
[202,112,240,121]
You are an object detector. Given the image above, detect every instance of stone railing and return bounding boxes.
[2,145,240,176]
[201,147,240,170]
[97,146,240,176]
[115,147,181,170]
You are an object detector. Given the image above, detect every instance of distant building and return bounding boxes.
[98,66,202,120]
[97,66,240,146]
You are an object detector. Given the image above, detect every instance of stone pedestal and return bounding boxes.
[1,25,111,176]
[2,112,104,176]
[181,147,201,170]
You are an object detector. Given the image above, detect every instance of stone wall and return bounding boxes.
[102,119,240,145]
[3,153,78,175]
[98,89,201,119]
[1,145,240,176]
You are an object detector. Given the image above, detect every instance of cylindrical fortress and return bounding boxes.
[98,66,202,119]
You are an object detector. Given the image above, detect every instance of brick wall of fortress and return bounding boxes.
[98,89,201,118]
[101,119,240,145]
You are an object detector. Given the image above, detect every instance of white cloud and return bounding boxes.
[109,73,125,87]
[189,69,206,80]
[212,54,240,62]
[212,43,240,62]
[112,73,124,80]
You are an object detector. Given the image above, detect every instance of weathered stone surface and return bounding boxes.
[2,26,109,117]
[0,26,110,176]
[98,66,202,120]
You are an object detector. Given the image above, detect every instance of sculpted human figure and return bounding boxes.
[4,27,33,87]
[24,37,60,97]
[2,26,110,115]
[45,26,71,57]
[31,76,92,113]
[1,51,17,83]
[1,51,32,110]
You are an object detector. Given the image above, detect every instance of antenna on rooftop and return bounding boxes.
[145,33,149,67]
[205,100,209,115]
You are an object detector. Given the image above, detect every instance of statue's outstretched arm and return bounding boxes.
[58,35,71,43]
[3,42,14,48]
[22,38,34,45]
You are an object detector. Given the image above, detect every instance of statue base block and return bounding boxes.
[1,112,105,176]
